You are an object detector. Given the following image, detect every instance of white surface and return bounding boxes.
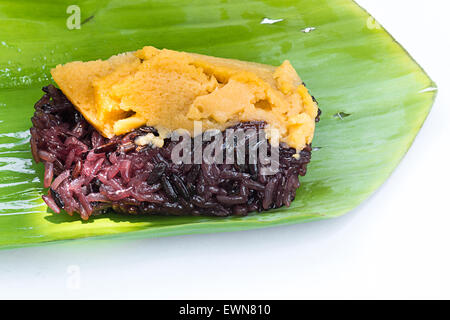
[1,0,449,300]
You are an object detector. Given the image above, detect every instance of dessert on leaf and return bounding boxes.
[30,46,319,220]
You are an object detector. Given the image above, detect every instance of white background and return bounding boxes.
[0,0,449,299]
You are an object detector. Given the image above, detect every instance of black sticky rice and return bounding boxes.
[30,85,317,220]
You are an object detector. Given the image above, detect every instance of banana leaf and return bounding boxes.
[0,0,436,249]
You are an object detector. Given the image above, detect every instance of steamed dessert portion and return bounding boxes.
[51,46,318,150]
[30,46,320,220]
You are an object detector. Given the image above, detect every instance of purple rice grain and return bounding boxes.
[30,85,317,220]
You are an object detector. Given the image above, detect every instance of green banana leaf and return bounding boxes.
[0,0,436,249]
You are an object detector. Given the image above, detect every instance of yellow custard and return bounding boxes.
[51,46,318,150]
